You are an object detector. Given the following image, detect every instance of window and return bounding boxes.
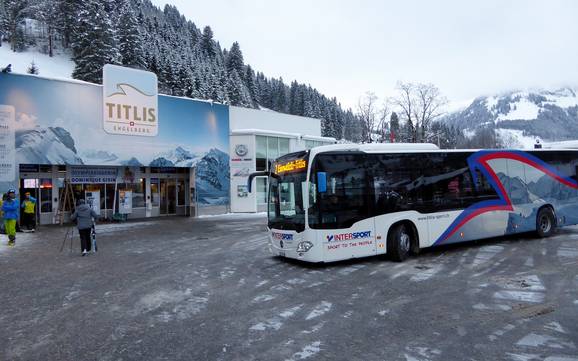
[106,184,116,210]
[256,177,268,204]
[279,138,290,156]
[132,179,146,208]
[256,136,267,171]
[267,137,279,168]
[309,153,373,229]
[39,178,52,213]
[177,179,186,205]
[151,178,160,207]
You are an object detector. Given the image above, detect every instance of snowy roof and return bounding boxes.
[310,143,440,155]
[230,129,335,142]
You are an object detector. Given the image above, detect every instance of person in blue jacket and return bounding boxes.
[2,189,20,247]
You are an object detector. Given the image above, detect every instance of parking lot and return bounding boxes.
[0,214,577,361]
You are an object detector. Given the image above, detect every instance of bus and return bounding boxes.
[248,143,578,263]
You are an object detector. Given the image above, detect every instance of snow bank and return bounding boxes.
[0,43,74,79]
[496,97,540,122]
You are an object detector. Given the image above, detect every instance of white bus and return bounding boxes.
[249,144,578,263]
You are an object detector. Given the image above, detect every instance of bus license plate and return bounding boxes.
[278,251,286,257]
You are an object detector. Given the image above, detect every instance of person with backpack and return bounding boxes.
[70,199,99,256]
[2,189,20,247]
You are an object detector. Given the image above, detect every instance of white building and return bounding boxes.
[229,106,335,213]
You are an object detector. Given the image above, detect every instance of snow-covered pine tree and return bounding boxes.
[33,0,60,57]
[71,0,120,83]
[2,0,30,52]
[59,0,78,48]
[244,65,258,106]
[26,60,39,74]
[201,26,215,57]
[117,0,146,69]
[225,42,244,78]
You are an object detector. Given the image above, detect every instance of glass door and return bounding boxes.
[167,179,176,215]
[160,179,168,215]
[159,178,177,215]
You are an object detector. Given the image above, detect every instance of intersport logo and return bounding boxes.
[272,232,293,241]
[326,231,371,242]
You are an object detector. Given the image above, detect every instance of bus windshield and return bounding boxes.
[268,152,308,232]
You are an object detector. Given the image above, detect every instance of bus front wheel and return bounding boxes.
[536,207,556,238]
[388,223,411,262]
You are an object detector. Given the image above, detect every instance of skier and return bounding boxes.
[21,192,37,232]
[70,199,99,256]
[2,190,20,247]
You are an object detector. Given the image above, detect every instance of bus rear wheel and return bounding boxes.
[536,207,556,238]
[388,223,411,262]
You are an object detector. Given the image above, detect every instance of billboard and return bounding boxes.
[0,72,230,206]
[102,64,158,136]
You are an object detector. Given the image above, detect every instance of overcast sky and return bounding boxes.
[152,0,578,110]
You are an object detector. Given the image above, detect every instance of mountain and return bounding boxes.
[159,146,202,168]
[82,149,119,163]
[443,88,578,147]
[120,157,143,166]
[149,157,175,167]
[196,148,230,205]
[16,127,84,164]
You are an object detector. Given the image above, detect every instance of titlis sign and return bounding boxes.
[102,64,158,136]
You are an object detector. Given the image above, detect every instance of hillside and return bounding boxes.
[442,88,578,148]
[0,0,359,140]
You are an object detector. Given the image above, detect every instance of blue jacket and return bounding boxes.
[2,199,20,220]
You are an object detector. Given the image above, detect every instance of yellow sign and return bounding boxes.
[275,159,307,174]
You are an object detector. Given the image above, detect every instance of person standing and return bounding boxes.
[70,199,98,256]
[21,192,37,232]
[2,190,20,247]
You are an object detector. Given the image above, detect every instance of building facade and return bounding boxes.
[0,67,334,224]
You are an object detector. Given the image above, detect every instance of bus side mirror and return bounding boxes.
[317,172,327,193]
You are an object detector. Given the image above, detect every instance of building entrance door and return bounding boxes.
[160,179,177,215]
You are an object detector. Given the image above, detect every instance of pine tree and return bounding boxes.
[26,60,39,74]
[201,26,215,57]
[3,0,30,52]
[59,0,78,48]
[71,1,120,83]
[226,42,244,77]
[117,0,146,69]
[244,65,258,106]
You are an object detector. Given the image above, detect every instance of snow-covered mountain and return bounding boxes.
[443,88,578,147]
[16,126,83,164]
[82,149,119,163]
[196,148,230,205]
[158,146,203,168]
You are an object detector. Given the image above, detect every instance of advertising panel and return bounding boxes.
[85,191,101,214]
[119,190,132,214]
[69,167,118,184]
[103,64,158,136]
[0,105,15,182]
[230,134,257,212]
[0,72,230,207]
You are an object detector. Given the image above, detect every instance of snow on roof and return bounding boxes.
[311,143,440,154]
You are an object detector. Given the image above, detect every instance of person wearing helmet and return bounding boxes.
[70,199,98,256]
[21,192,37,232]
[2,189,20,247]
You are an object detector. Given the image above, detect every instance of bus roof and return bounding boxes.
[310,143,440,154]
[307,143,578,156]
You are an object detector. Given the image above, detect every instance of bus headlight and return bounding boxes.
[296,241,313,253]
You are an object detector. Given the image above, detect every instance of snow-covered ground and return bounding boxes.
[496,97,540,122]
[496,128,541,149]
[0,42,74,78]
